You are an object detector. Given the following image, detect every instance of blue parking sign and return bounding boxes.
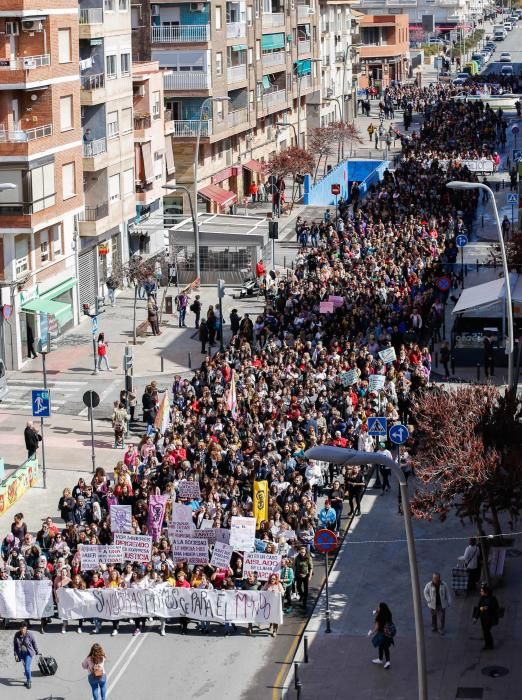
[32,390,51,417]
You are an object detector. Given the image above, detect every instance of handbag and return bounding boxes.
[371,632,385,648]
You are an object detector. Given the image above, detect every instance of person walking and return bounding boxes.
[473,583,499,650]
[26,322,38,359]
[199,319,209,354]
[263,573,285,636]
[13,622,39,689]
[190,295,202,328]
[175,291,189,328]
[424,572,452,635]
[369,602,395,669]
[96,333,112,372]
[147,299,160,336]
[229,308,241,335]
[207,306,216,347]
[461,537,481,591]
[105,275,118,307]
[440,341,451,380]
[294,545,313,609]
[82,643,107,700]
[24,421,42,460]
[484,334,495,378]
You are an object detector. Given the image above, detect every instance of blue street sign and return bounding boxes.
[368,416,387,437]
[32,389,51,417]
[389,424,409,445]
[91,316,98,335]
[455,234,468,248]
[507,193,518,204]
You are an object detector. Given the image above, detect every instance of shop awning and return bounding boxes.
[295,59,311,77]
[261,33,285,51]
[21,298,72,327]
[242,159,264,174]
[452,276,514,315]
[40,277,77,301]
[199,184,237,208]
[232,44,247,51]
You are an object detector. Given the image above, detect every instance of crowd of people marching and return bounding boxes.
[1,92,501,647]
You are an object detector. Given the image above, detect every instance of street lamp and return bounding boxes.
[305,445,428,700]
[163,184,197,285]
[193,96,230,279]
[447,181,514,389]
[275,121,298,145]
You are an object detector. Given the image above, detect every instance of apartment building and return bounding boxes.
[0,1,83,369]
[78,0,135,307]
[132,0,320,216]
[307,0,359,131]
[358,14,409,90]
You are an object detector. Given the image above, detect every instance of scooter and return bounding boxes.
[234,277,261,299]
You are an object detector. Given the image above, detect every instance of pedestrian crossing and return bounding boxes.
[0,379,89,415]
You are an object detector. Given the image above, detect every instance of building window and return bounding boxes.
[119,0,129,10]
[216,6,222,30]
[40,231,49,263]
[248,47,253,64]
[152,91,161,119]
[247,5,253,25]
[121,53,131,76]
[106,55,117,79]
[216,101,223,120]
[58,29,71,64]
[121,107,132,134]
[62,162,75,200]
[256,39,260,61]
[53,226,63,256]
[31,163,55,213]
[216,52,223,76]
[59,95,73,131]
[123,168,134,195]
[107,111,119,138]
[154,152,163,180]
[104,0,115,10]
[15,237,29,277]
[109,174,120,201]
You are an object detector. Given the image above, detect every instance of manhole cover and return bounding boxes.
[456,689,483,699]
[482,665,509,679]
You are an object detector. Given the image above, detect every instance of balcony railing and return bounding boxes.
[335,51,346,63]
[0,55,50,70]
[359,0,387,5]
[297,3,313,17]
[171,119,213,137]
[262,51,285,68]
[83,137,107,157]
[79,202,109,222]
[262,12,285,27]
[134,114,152,130]
[0,124,53,142]
[299,74,312,90]
[263,89,286,109]
[151,25,210,43]
[298,39,311,54]
[227,64,247,83]
[163,72,211,90]
[226,22,246,38]
[81,73,105,91]
[228,108,247,127]
[79,8,104,24]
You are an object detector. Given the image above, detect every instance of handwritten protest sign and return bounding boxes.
[199,518,214,530]
[319,301,334,314]
[110,505,132,534]
[378,347,397,364]
[168,503,194,539]
[340,369,358,387]
[215,528,231,544]
[191,529,218,544]
[243,553,281,580]
[328,295,344,308]
[79,545,100,571]
[210,541,234,569]
[230,516,256,551]
[0,580,53,619]
[113,533,152,563]
[177,480,201,500]
[57,586,283,625]
[80,545,124,570]
[368,374,386,392]
[172,537,209,565]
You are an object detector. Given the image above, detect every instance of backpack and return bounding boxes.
[92,662,104,678]
[384,622,397,638]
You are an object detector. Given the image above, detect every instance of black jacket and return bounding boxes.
[24,426,41,453]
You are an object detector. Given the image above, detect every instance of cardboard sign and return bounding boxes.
[319,301,334,314]
[368,374,386,392]
[110,505,132,534]
[328,295,344,308]
[243,552,282,581]
[340,369,358,387]
[229,516,256,552]
[168,503,194,539]
[210,541,234,569]
[177,480,201,500]
[172,537,209,565]
[113,533,152,563]
[80,545,125,570]
[378,347,397,364]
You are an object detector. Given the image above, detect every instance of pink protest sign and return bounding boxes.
[319,301,334,314]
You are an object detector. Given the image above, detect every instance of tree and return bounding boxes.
[263,146,315,208]
[330,121,363,159]
[308,127,336,183]
[488,229,522,272]
[410,386,522,578]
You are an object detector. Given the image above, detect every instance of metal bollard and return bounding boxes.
[476,258,479,272]
[451,355,456,376]
[304,635,309,663]
[294,662,300,690]
[481,215,484,229]
[435,351,439,368]
[464,264,468,277]
[188,352,192,369]
[160,356,164,373]
[477,363,481,382]
[296,680,302,700]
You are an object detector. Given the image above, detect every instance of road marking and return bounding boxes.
[106,634,138,680]
[79,379,118,417]
[107,631,149,696]
[271,620,307,700]
[9,379,88,386]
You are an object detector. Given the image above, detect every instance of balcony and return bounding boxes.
[336,51,346,63]
[83,137,107,157]
[134,114,151,131]
[0,55,50,70]
[151,25,210,43]
[228,108,247,127]
[262,12,285,27]
[298,39,311,55]
[171,119,213,137]
[262,89,286,110]
[227,64,247,83]
[80,73,105,105]
[163,72,211,90]
[79,7,104,24]
[226,22,246,38]
[79,202,109,222]
[299,74,312,90]
[262,51,286,68]
[359,0,387,5]
[0,124,53,142]
[297,3,314,17]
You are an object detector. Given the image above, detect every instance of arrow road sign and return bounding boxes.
[314,528,338,554]
[367,416,387,437]
[91,316,98,335]
[32,389,51,417]
[455,234,468,248]
[389,424,410,445]
[507,193,518,204]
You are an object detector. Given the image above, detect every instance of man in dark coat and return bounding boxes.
[24,422,41,460]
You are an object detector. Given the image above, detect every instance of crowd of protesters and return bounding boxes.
[0,95,495,641]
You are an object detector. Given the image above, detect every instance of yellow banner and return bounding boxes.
[253,480,268,527]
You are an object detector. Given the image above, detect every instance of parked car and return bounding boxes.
[499,52,512,62]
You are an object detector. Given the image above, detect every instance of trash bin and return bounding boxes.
[165,296,173,314]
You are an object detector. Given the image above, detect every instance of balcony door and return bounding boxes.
[11,98,20,130]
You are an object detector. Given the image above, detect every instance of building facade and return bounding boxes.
[358,14,409,90]
[0,0,84,369]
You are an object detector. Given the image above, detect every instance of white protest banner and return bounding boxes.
[368,374,386,392]
[113,533,152,563]
[80,545,100,571]
[168,503,194,539]
[57,586,283,625]
[172,537,209,565]
[199,518,214,530]
[243,552,281,580]
[229,516,256,551]
[0,580,53,619]
[110,505,132,534]
[210,541,234,569]
[340,369,358,387]
[177,480,201,500]
[378,347,397,364]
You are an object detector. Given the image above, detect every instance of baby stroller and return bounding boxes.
[113,421,125,449]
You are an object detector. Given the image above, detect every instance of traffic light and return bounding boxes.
[268,221,279,240]
[83,303,91,316]
[123,346,133,373]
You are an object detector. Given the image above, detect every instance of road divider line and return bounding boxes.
[79,379,118,417]
[106,634,138,681]
[107,631,149,696]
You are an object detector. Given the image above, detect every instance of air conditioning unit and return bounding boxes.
[189,2,205,11]
[23,57,35,69]
[134,84,145,97]
[22,20,44,32]
[5,21,20,36]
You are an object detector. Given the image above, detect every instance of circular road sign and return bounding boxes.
[435,276,451,293]
[82,390,100,408]
[331,183,341,195]
[512,125,520,135]
[455,234,468,248]
[389,424,410,445]
[314,528,338,554]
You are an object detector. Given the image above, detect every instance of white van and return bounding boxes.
[0,358,7,401]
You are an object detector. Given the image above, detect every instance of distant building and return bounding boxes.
[358,14,409,90]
